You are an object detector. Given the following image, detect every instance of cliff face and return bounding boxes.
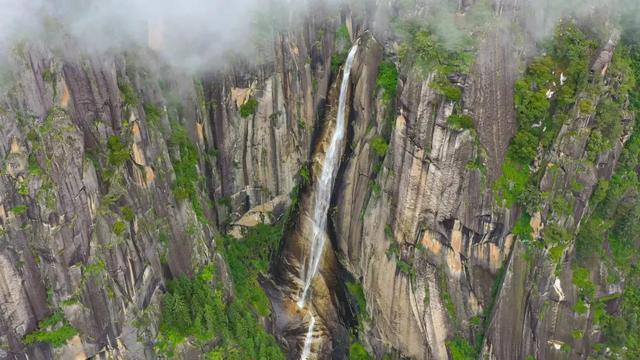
[1,1,638,359]
[0,10,335,356]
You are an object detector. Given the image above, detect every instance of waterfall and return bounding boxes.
[297,43,359,309]
[300,314,316,360]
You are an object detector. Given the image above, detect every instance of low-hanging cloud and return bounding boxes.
[0,0,337,73]
[0,0,639,74]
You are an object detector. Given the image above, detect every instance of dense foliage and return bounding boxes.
[494,23,599,209]
[573,41,640,358]
[156,224,284,359]
[493,21,640,357]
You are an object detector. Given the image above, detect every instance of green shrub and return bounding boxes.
[28,153,42,176]
[572,266,595,300]
[169,123,205,223]
[397,259,415,280]
[493,159,529,207]
[143,102,163,125]
[446,336,475,360]
[397,21,473,77]
[544,223,572,247]
[84,260,105,278]
[576,216,607,261]
[112,221,127,236]
[118,81,138,107]
[336,24,350,44]
[572,329,584,339]
[370,136,389,157]
[587,129,611,162]
[439,272,457,324]
[512,214,533,241]
[434,81,462,101]
[23,310,78,347]
[447,114,474,130]
[570,42,640,355]
[579,99,593,113]
[385,241,400,260]
[508,131,538,164]
[42,69,55,84]
[514,79,550,127]
[120,207,135,222]
[552,194,573,216]
[595,98,624,144]
[376,61,398,103]
[548,244,566,264]
[519,185,542,215]
[331,53,346,74]
[346,281,368,323]
[349,341,373,360]
[107,136,130,167]
[18,182,29,196]
[239,97,258,118]
[10,205,27,215]
[549,23,598,83]
[574,298,588,314]
[298,164,311,186]
[384,224,394,240]
[369,180,382,197]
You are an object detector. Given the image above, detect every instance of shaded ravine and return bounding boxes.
[297,43,358,359]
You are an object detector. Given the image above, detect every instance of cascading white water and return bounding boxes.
[297,43,358,360]
[297,43,359,309]
[300,314,316,360]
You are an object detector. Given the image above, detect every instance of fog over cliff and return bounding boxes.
[0,0,316,71]
[1,0,638,73]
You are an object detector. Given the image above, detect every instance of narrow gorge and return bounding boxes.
[1,1,640,360]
